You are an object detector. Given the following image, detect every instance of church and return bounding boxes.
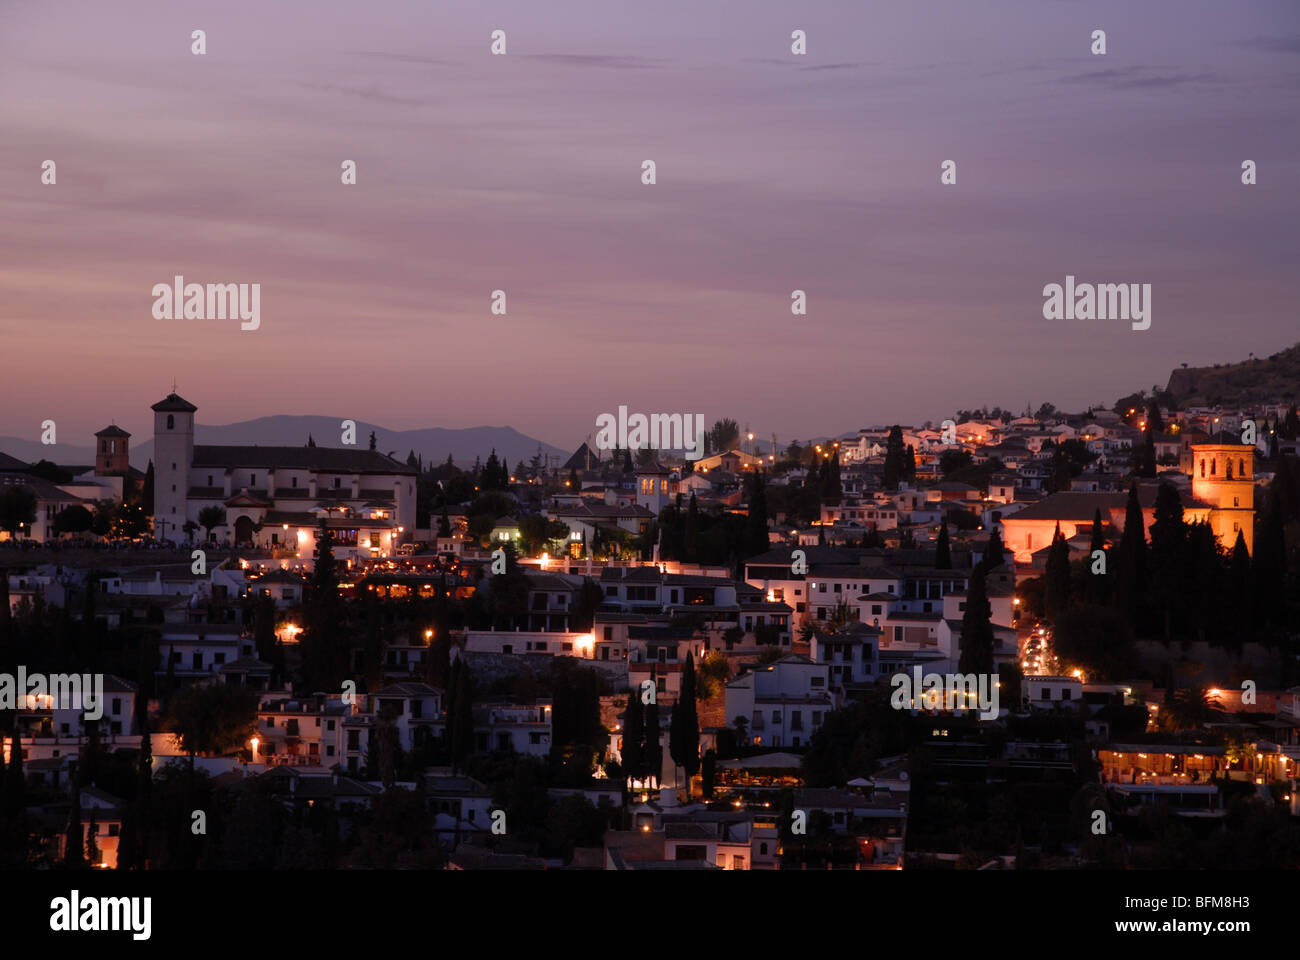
[150,393,417,559]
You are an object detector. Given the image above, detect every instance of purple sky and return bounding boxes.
[2,0,1298,451]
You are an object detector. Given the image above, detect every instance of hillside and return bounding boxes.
[1165,342,1300,406]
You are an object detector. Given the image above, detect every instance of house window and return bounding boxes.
[111,698,121,715]
[334,477,341,488]
[811,677,824,687]
[292,476,298,488]
[167,415,174,429]
[771,710,781,722]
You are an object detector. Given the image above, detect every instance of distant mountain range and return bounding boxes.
[1166,341,1300,407]
[0,417,568,473]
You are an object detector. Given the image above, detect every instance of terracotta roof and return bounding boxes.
[151,392,197,413]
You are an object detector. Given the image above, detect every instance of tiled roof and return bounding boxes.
[191,445,416,475]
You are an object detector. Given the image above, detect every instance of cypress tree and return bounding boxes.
[883,426,905,490]
[685,494,700,561]
[958,564,996,675]
[746,472,769,556]
[1146,399,1164,435]
[622,691,644,787]
[65,785,85,868]
[935,523,952,569]
[1149,482,1187,643]
[1044,523,1071,621]
[86,807,100,867]
[450,660,474,772]
[701,749,716,800]
[3,728,22,818]
[1114,482,1148,627]
[1086,508,1109,605]
[669,654,700,793]
[644,674,662,789]
[984,526,1005,571]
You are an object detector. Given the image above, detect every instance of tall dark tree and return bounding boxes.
[669,654,700,793]
[745,472,769,556]
[984,526,1005,571]
[958,564,996,674]
[1229,530,1253,649]
[1114,482,1148,627]
[449,659,474,773]
[1086,508,1110,605]
[1044,523,1071,621]
[438,503,451,538]
[684,494,700,561]
[883,426,906,491]
[1253,483,1288,628]
[621,691,645,786]
[141,460,155,517]
[903,445,917,482]
[1146,399,1164,435]
[643,683,662,789]
[3,727,24,818]
[935,523,952,569]
[85,807,100,867]
[64,785,85,868]
[823,451,842,503]
[1149,482,1187,642]
[1137,430,1157,479]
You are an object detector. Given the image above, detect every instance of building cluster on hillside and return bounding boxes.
[3,390,1299,869]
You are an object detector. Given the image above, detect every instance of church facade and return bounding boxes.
[150,393,417,558]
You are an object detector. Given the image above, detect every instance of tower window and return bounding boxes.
[167,414,174,429]
[1200,459,1205,477]
[1239,459,1245,476]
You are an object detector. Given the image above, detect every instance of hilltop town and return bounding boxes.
[1,381,1298,870]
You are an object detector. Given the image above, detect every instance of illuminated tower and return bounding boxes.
[1190,432,1254,555]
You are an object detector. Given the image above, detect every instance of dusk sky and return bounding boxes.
[2,0,1298,451]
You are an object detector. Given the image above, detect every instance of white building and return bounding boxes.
[724,656,834,749]
[150,392,417,557]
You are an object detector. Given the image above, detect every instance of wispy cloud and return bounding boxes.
[520,54,668,69]
[1058,66,1222,89]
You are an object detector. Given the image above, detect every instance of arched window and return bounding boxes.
[1210,458,1215,476]
[1226,460,1233,479]
[1239,458,1245,476]
[166,414,174,430]
[1200,459,1205,477]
